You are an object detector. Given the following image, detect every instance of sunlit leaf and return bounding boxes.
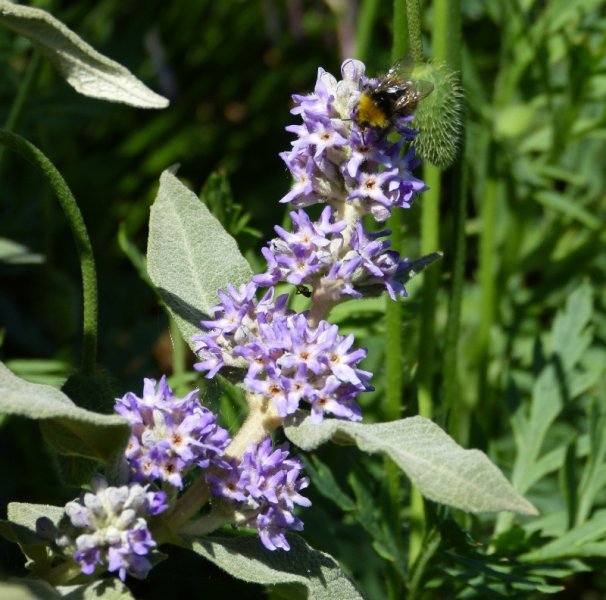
[285,415,537,515]
[147,171,253,352]
[0,1,168,108]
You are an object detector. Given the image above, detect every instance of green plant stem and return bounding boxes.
[407,526,442,599]
[392,0,408,59]
[385,219,404,426]
[477,175,499,410]
[166,477,211,533]
[0,131,98,373]
[434,0,466,444]
[179,508,232,537]
[406,0,438,571]
[355,0,380,59]
[383,6,410,594]
[417,164,441,420]
[405,0,423,62]
[444,136,468,441]
[169,315,187,376]
[0,50,42,176]
[409,163,440,567]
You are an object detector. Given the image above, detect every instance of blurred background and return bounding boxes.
[1,1,605,598]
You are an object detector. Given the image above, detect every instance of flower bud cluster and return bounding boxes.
[280,59,426,222]
[115,376,230,488]
[57,477,168,581]
[253,206,412,301]
[208,437,311,551]
[49,58,429,587]
[193,282,372,422]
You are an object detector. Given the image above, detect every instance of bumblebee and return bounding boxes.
[355,57,434,130]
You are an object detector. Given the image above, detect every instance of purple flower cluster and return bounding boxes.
[253,206,411,300]
[57,476,168,581]
[193,283,372,422]
[115,376,230,488]
[208,437,311,551]
[280,59,426,222]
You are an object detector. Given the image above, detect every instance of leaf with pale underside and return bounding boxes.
[0,0,168,108]
[285,415,538,516]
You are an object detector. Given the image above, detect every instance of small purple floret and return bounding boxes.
[194,286,371,423]
[58,476,168,581]
[209,437,311,551]
[279,59,427,221]
[115,376,230,488]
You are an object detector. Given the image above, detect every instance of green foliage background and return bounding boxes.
[1,0,605,598]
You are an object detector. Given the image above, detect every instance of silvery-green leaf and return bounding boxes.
[8,502,64,532]
[2,504,64,567]
[0,237,44,265]
[147,171,253,351]
[0,362,129,461]
[0,580,60,600]
[285,415,537,515]
[190,534,364,600]
[0,1,168,108]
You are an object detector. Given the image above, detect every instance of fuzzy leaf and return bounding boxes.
[0,579,134,600]
[8,503,65,532]
[58,580,135,599]
[147,171,253,351]
[2,503,64,567]
[190,534,363,600]
[0,1,168,108]
[285,415,537,515]
[0,362,130,461]
[0,580,60,600]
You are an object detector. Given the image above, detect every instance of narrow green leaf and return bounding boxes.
[348,468,398,561]
[285,416,537,515]
[559,440,578,529]
[521,510,606,561]
[399,252,443,285]
[551,281,593,372]
[0,362,130,462]
[304,456,355,511]
[577,396,606,525]
[534,191,601,230]
[0,1,168,108]
[511,364,563,493]
[190,534,364,600]
[147,171,253,351]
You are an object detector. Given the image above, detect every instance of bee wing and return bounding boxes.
[386,56,414,80]
[411,79,434,101]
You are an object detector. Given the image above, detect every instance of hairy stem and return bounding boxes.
[0,131,98,373]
